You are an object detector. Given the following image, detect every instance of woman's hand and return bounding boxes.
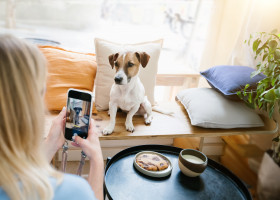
[43,107,66,163]
[71,119,103,161]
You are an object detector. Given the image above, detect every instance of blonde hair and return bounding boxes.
[0,34,61,200]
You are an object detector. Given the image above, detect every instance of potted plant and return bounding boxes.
[237,30,280,200]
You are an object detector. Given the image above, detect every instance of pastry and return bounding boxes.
[136,153,169,171]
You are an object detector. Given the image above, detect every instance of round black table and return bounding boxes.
[104,145,252,200]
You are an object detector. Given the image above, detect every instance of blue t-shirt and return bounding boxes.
[0,174,97,200]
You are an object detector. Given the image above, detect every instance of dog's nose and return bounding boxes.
[114,76,123,84]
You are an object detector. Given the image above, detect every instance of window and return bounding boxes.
[1,0,213,101]
[1,0,213,73]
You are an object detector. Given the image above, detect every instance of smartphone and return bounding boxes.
[65,89,93,141]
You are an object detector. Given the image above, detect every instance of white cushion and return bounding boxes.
[94,38,163,111]
[176,88,264,128]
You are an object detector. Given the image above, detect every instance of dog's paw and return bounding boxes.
[125,122,135,132]
[103,125,114,135]
[145,115,153,125]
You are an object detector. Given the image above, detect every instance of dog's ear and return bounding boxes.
[108,53,119,69]
[135,52,150,68]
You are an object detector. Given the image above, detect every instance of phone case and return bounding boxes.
[65,88,93,140]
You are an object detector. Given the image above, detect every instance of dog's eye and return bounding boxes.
[128,62,134,67]
[115,62,119,67]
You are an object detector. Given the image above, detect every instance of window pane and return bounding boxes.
[0,0,213,73]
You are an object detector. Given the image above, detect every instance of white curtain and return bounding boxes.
[199,0,280,87]
[230,0,280,67]
[198,0,280,171]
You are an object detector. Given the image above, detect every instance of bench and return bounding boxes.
[44,74,278,163]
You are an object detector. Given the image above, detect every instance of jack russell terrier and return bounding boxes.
[103,51,153,135]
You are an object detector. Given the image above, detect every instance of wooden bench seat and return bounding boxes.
[45,101,277,141]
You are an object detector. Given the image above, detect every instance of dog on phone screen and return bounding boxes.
[103,51,153,135]
[73,107,82,125]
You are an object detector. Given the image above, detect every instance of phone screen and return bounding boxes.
[65,90,92,141]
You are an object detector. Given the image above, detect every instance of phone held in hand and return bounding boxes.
[65,89,93,141]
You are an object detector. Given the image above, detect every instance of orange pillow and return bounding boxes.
[40,46,97,113]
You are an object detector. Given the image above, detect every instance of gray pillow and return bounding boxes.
[176,88,264,128]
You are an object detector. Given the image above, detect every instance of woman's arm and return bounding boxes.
[43,107,66,163]
[72,119,104,200]
[43,108,104,199]
[87,148,104,200]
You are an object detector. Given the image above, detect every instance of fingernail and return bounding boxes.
[62,106,66,111]
[72,135,76,141]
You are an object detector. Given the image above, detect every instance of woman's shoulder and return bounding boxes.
[0,188,9,200]
[52,174,97,200]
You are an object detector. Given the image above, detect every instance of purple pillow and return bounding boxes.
[200,65,266,100]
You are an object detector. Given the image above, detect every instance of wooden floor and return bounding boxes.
[173,136,259,200]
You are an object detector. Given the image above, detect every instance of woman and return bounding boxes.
[0,34,104,200]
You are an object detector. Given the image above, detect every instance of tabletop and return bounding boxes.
[104,145,252,200]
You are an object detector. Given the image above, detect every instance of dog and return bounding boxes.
[103,51,153,135]
[73,107,82,125]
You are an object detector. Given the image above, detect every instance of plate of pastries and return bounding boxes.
[133,151,173,178]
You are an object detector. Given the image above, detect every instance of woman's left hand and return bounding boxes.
[43,107,66,162]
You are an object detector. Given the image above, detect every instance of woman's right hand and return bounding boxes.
[71,119,103,161]
[71,119,104,200]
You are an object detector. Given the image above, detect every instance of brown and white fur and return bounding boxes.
[103,51,153,135]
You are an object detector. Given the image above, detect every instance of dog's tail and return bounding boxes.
[152,106,174,115]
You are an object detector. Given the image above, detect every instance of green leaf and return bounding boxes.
[248,92,252,103]
[263,102,267,111]
[237,91,242,99]
[253,39,261,52]
[244,84,250,91]
[248,34,253,45]
[256,47,263,56]
[278,33,280,38]
[262,53,268,61]
[272,78,277,86]
[251,68,261,78]
[257,81,264,90]
[268,63,276,72]
[275,88,280,98]
[275,50,280,60]
[269,40,278,51]
[258,99,263,108]
[269,104,275,118]
[245,101,255,109]
[256,42,268,56]
[264,89,276,102]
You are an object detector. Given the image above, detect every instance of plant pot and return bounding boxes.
[257,151,280,200]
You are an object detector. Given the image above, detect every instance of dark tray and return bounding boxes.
[104,145,252,200]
